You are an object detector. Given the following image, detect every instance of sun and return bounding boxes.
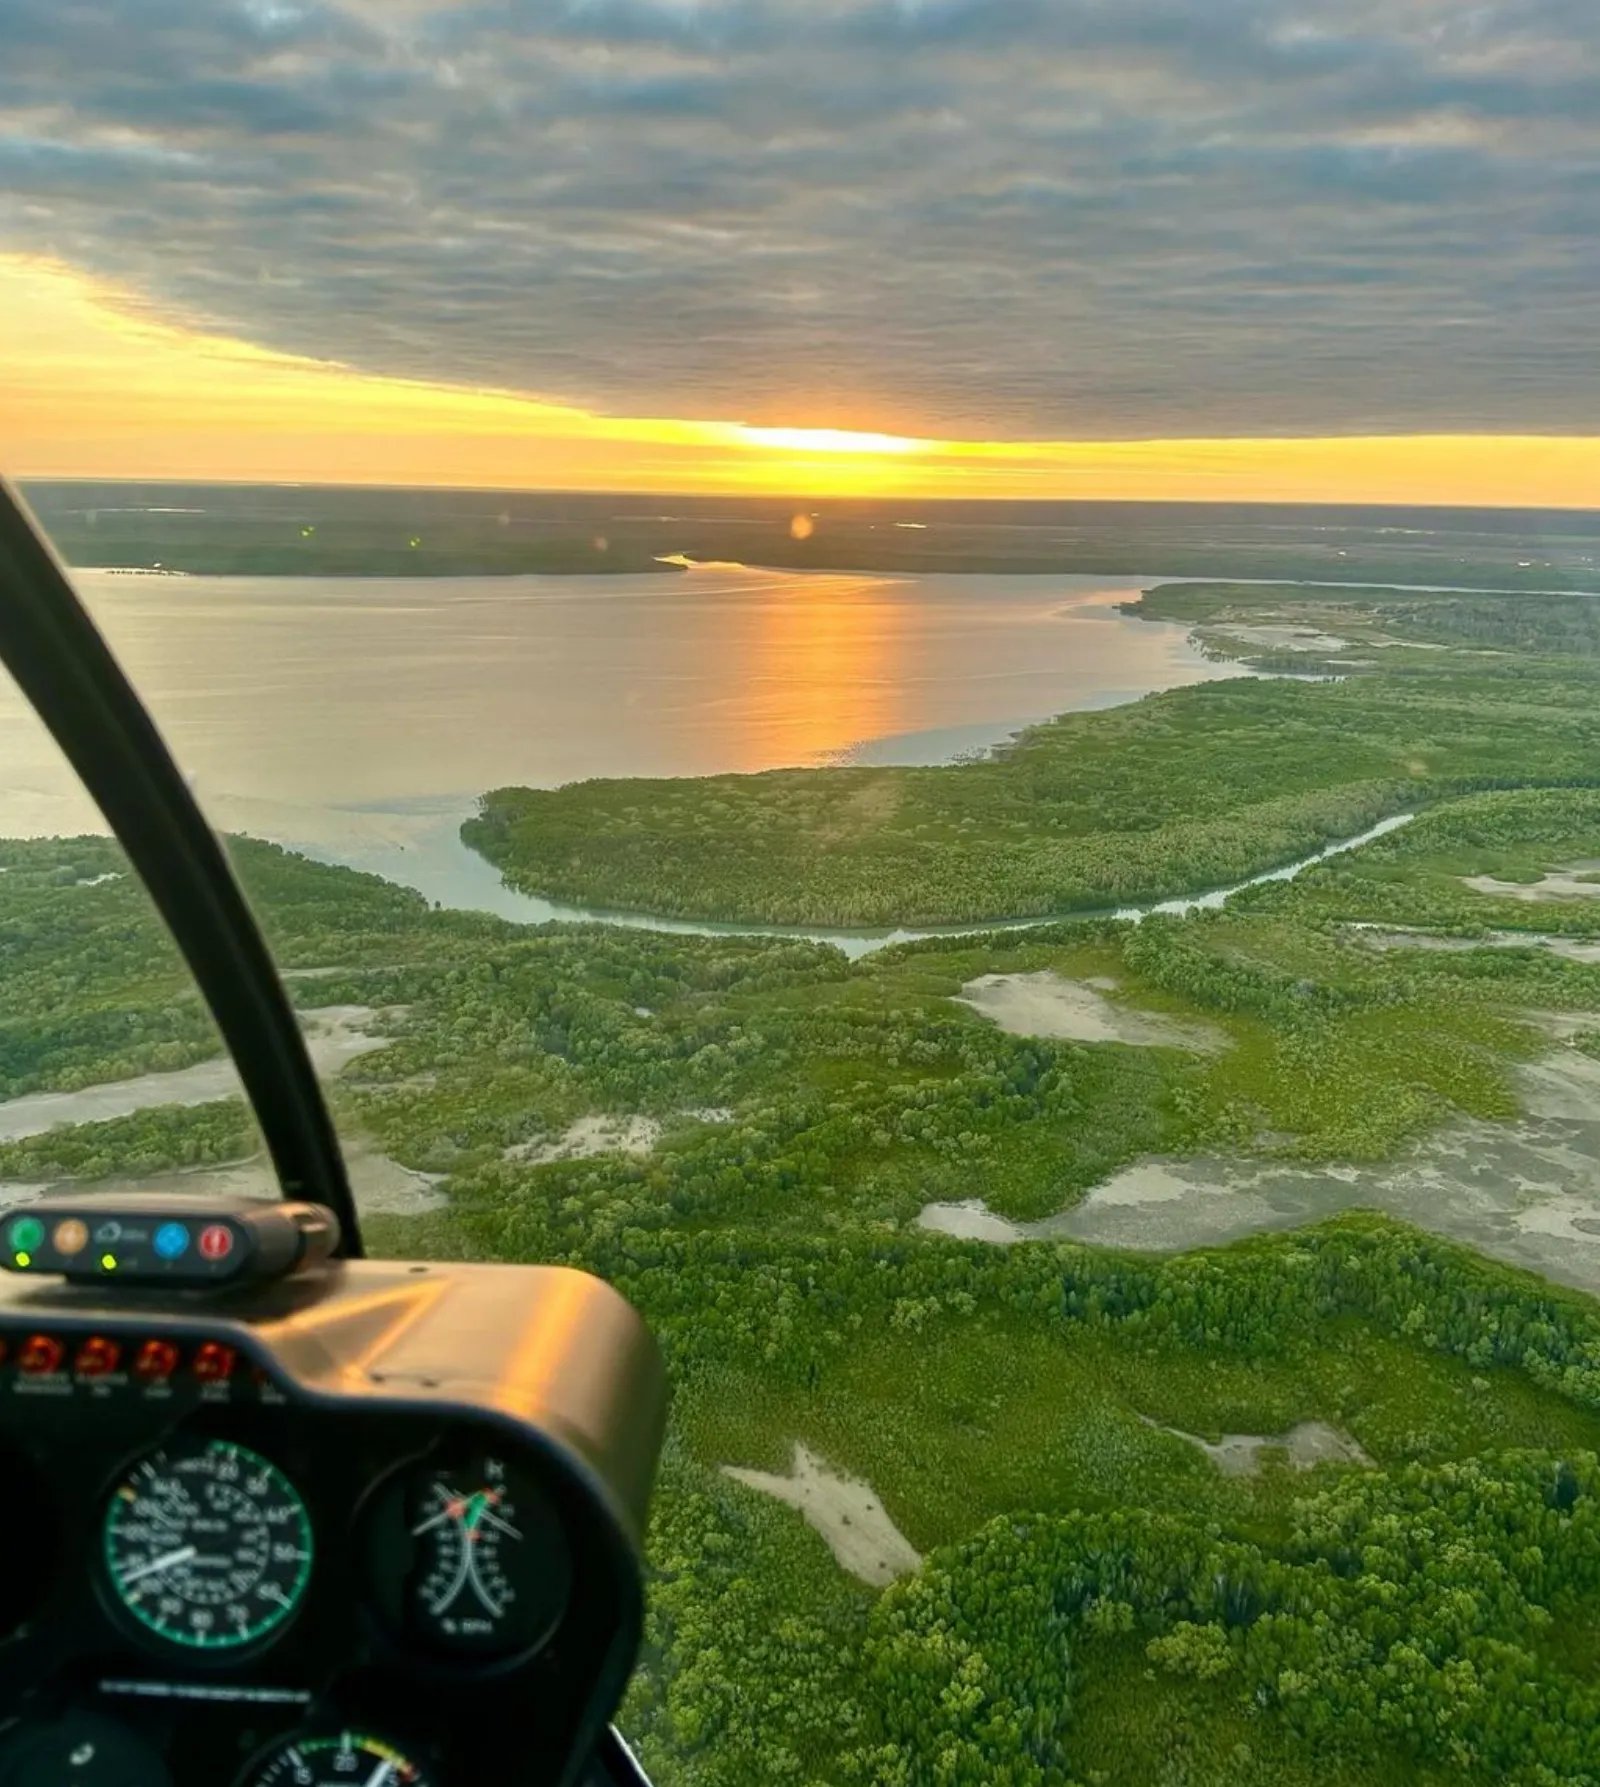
[732,426,925,456]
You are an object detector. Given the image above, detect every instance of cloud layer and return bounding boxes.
[3,0,1597,436]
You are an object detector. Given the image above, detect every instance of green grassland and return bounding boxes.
[9,577,1600,1781]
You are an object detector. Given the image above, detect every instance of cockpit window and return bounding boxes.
[7,0,1600,1780]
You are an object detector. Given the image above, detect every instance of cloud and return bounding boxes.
[1,0,1597,436]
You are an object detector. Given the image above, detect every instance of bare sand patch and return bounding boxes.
[505,1114,661,1166]
[1206,625,1351,654]
[918,1199,1029,1243]
[1464,862,1600,903]
[1515,1045,1600,1121]
[0,1006,395,1143]
[918,1044,1600,1297]
[723,1444,921,1586]
[1143,1417,1372,1478]
[956,972,1227,1052]
[1344,925,1600,964]
[1522,1009,1600,1045]
[0,1136,447,1218]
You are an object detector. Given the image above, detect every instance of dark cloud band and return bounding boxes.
[2,0,1596,435]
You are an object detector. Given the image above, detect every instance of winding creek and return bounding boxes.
[12,807,1600,1300]
[0,815,1413,1148]
[430,811,1416,959]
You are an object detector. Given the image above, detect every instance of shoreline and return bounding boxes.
[300,809,1416,960]
[57,558,1600,598]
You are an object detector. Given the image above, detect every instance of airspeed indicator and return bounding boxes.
[103,1437,313,1651]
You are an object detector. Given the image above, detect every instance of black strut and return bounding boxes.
[0,480,362,1255]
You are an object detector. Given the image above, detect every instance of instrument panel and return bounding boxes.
[0,1257,665,1787]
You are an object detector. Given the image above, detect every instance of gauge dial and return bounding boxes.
[361,1446,570,1659]
[238,1732,431,1787]
[103,1437,313,1651]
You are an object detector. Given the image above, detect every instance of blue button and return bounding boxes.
[153,1222,190,1261]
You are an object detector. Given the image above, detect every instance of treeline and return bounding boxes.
[464,640,1600,925]
[445,1160,1600,1421]
[1238,784,1600,944]
[0,1100,256,1181]
[468,772,1417,928]
[1133,581,1600,661]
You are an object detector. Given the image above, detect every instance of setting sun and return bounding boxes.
[733,428,924,456]
[3,255,1598,507]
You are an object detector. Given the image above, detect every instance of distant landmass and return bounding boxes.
[18,480,1600,588]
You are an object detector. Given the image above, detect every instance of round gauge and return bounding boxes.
[0,1712,170,1787]
[360,1445,570,1660]
[102,1437,313,1652]
[237,1732,431,1787]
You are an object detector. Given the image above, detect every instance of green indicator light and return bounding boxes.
[100,1253,118,1272]
[13,1252,30,1269]
[9,1217,44,1253]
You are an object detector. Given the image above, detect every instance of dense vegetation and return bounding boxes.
[467,581,1600,925]
[0,833,499,1097]
[24,484,1600,590]
[9,573,1600,1782]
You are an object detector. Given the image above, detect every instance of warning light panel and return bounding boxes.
[0,1196,337,1288]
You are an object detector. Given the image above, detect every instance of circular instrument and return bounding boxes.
[236,1731,431,1787]
[361,1445,569,1660]
[102,1437,313,1651]
[0,1711,170,1786]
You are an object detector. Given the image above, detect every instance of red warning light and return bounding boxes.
[18,1335,63,1376]
[192,1341,236,1382]
[198,1224,234,1262]
[73,1337,121,1378]
[134,1339,180,1381]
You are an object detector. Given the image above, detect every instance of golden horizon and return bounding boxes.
[5,255,1599,509]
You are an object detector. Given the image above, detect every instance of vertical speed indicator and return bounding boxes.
[103,1437,313,1651]
[360,1445,570,1661]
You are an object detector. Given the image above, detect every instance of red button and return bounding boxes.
[192,1341,236,1382]
[18,1335,63,1376]
[198,1224,234,1262]
[73,1337,121,1378]
[134,1339,180,1381]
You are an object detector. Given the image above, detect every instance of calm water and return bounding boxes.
[0,562,1241,915]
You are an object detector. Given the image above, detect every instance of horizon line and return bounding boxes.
[13,471,1600,517]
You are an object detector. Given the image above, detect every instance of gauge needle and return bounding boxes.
[410,1484,465,1537]
[120,1545,197,1585]
[363,1763,395,1787]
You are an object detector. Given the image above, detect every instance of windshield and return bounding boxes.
[6,3,1600,1784]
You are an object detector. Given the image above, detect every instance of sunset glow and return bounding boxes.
[4,256,1598,507]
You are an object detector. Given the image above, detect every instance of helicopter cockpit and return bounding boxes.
[0,484,666,1787]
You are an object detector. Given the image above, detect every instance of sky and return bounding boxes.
[2,0,1598,502]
